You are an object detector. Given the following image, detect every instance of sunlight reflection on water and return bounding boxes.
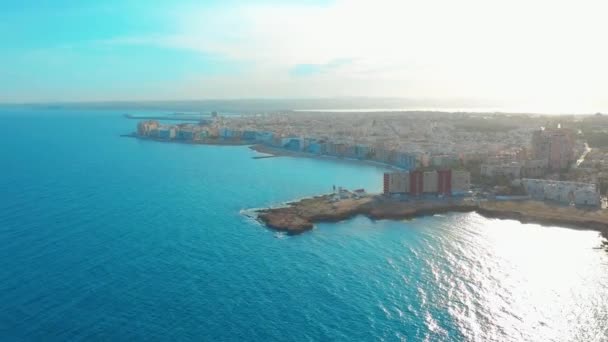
[431,213,608,341]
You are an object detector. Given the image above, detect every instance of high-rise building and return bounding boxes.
[531,128,574,171]
[437,170,452,195]
[383,169,470,196]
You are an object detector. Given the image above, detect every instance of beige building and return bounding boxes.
[384,169,471,196]
[481,162,522,179]
[522,159,548,178]
[137,120,159,136]
[385,172,410,193]
[531,128,575,171]
[452,171,471,194]
[423,171,438,193]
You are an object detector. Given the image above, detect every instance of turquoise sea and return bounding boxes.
[1,109,607,341]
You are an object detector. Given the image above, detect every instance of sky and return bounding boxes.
[1,0,607,112]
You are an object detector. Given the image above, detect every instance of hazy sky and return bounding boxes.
[1,0,607,111]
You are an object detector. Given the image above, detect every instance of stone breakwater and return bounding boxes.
[254,196,608,241]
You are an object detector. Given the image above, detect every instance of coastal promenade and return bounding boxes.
[128,132,404,168]
[249,144,404,170]
[254,195,608,242]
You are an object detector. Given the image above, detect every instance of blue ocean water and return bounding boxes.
[1,109,607,341]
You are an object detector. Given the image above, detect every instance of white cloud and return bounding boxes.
[111,0,608,110]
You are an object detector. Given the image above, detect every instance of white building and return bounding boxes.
[522,178,600,206]
[481,162,522,178]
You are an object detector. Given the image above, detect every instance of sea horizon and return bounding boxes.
[2,99,606,116]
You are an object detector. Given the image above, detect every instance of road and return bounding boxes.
[575,142,591,168]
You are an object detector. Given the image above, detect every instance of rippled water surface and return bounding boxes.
[1,109,607,341]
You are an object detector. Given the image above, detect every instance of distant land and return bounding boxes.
[0,97,585,115]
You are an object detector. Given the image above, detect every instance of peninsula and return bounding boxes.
[254,195,608,241]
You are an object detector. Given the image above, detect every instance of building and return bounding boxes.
[255,131,274,144]
[176,125,196,140]
[437,170,452,195]
[451,170,471,195]
[148,128,159,137]
[344,145,357,158]
[158,126,177,139]
[522,159,549,178]
[431,155,460,168]
[522,178,600,206]
[282,138,301,151]
[384,169,470,197]
[219,128,238,139]
[395,152,416,170]
[306,141,325,154]
[531,128,575,171]
[383,172,410,194]
[423,171,438,193]
[335,143,347,157]
[207,127,219,138]
[374,148,395,164]
[480,162,522,179]
[196,130,208,140]
[355,145,371,159]
[137,120,159,136]
[241,131,257,141]
[419,153,431,168]
[410,170,424,196]
[353,189,366,198]
[325,142,338,156]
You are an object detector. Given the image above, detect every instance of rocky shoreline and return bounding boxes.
[254,195,608,242]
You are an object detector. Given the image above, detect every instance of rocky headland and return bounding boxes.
[254,195,608,241]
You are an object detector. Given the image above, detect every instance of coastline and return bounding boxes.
[126,134,402,169]
[253,195,608,243]
[126,133,608,247]
[123,133,253,146]
[249,144,404,170]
